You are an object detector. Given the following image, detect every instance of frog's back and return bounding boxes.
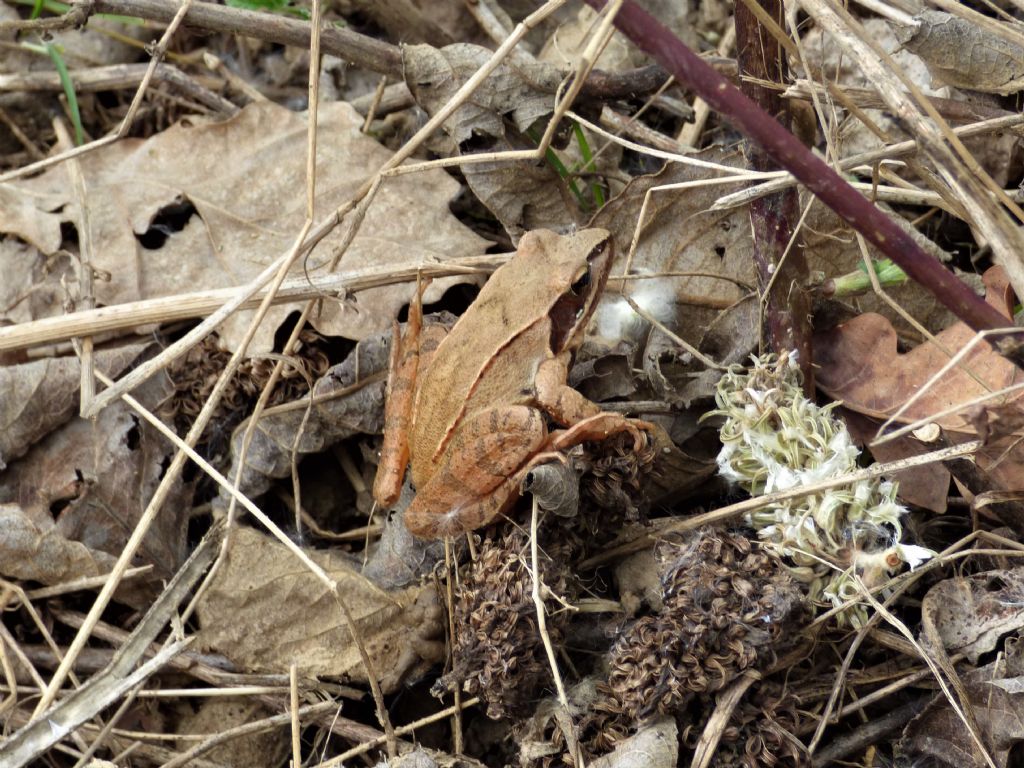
[409,254,555,484]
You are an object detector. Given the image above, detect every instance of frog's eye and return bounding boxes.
[570,267,591,295]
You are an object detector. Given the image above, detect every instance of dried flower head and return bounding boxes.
[706,352,933,625]
[684,684,808,768]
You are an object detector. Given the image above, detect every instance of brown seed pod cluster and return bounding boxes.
[573,427,657,533]
[161,331,330,456]
[684,685,808,768]
[434,527,577,719]
[585,528,805,753]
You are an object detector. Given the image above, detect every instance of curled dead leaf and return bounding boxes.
[894,10,1024,95]
[195,526,444,692]
[2,101,488,351]
[920,569,1024,664]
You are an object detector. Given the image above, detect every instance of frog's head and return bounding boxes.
[537,227,613,355]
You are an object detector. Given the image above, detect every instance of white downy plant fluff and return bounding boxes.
[706,352,934,626]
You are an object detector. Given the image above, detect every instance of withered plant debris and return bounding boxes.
[574,428,657,533]
[893,10,1024,95]
[161,330,331,462]
[580,529,804,755]
[10,0,1024,765]
[435,526,577,720]
[685,685,808,768]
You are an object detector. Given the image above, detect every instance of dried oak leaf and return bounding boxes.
[3,101,488,350]
[214,328,390,507]
[894,10,1024,95]
[195,525,444,691]
[404,44,561,146]
[0,342,146,468]
[816,266,1024,506]
[0,368,189,581]
[920,569,1024,664]
[841,409,950,514]
[0,503,116,584]
[403,43,574,236]
[900,643,1024,767]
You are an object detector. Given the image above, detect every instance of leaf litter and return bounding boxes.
[4,0,1024,767]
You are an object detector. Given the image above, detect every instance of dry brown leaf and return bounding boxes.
[403,43,561,147]
[894,10,1024,96]
[900,646,1024,767]
[0,369,189,579]
[0,503,117,584]
[3,101,488,350]
[591,152,754,347]
[920,570,1024,664]
[174,697,290,768]
[460,143,577,236]
[842,409,950,513]
[195,526,444,691]
[803,203,967,337]
[403,44,577,236]
[0,343,147,468]
[0,238,68,332]
[816,266,1024,500]
[216,329,389,508]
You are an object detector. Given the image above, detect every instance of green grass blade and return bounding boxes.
[571,120,604,208]
[43,43,85,145]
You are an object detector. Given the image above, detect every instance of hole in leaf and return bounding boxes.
[137,198,197,250]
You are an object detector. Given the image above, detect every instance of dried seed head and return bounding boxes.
[706,353,933,625]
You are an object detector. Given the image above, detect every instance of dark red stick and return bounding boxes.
[585,0,1019,355]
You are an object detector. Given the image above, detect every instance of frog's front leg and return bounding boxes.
[404,406,546,538]
[535,354,652,451]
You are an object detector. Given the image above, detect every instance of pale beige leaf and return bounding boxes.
[0,186,63,254]
[4,101,489,351]
[403,44,576,236]
[403,43,561,146]
[0,503,116,584]
[0,370,189,579]
[589,717,678,768]
[920,570,1024,663]
[895,10,1024,95]
[195,526,444,692]
[0,343,146,468]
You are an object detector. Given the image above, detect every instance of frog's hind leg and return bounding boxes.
[404,406,546,538]
[373,280,441,508]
